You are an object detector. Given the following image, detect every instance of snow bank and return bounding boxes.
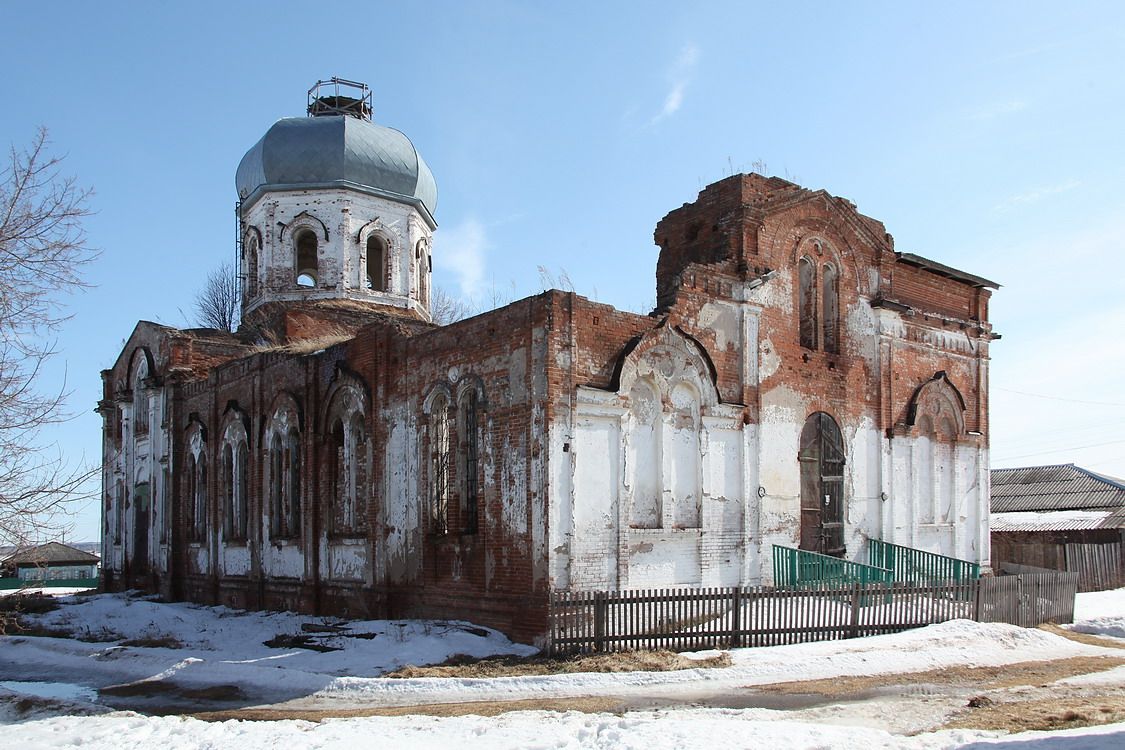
[2,708,1124,750]
[1069,587,1125,640]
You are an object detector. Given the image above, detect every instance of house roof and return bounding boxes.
[1,541,100,566]
[991,464,1125,513]
[991,509,1121,532]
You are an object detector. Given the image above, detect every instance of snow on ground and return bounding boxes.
[1,589,1124,748]
[0,586,94,597]
[3,705,1125,750]
[1069,588,1125,639]
[0,593,536,704]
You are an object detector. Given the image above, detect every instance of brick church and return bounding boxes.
[100,79,998,643]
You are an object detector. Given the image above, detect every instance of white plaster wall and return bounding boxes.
[569,408,621,590]
[261,543,303,579]
[325,539,368,582]
[384,406,421,582]
[220,545,251,576]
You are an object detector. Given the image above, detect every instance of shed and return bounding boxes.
[991,464,1125,591]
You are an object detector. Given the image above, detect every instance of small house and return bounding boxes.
[1,542,101,582]
[991,464,1125,591]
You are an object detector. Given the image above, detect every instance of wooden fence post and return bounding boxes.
[593,591,607,653]
[849,584,861,638]
[730,587,742,649]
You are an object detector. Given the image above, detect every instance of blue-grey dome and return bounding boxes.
[236,115,437,221]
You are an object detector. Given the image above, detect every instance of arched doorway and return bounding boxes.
[798,412,846,557]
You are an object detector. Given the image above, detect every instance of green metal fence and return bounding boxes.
[772,545,894,587]
[867,539,981,584]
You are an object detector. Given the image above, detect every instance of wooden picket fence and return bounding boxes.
[1065,543,1124,592]
[548,573,1078,655]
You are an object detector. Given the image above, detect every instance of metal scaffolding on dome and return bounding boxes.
[307,77,372,121]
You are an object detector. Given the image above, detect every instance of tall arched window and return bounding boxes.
[458,389,480,533]
[286,427,301,534]
[221,417,249,541]
[114,479,125,544]
[132,358,149,434]
[192,453,207,542]
[265,401,302,541]
[295,229,319,287]
[798,257,817,350]
[366,235,386,292]
[324,383,368,535]
[822,263,840,354]
[428,393,450,535]
[245,236,260,299]
[416,240,429,306]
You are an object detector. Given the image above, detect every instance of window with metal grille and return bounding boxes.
[461,391,479,533]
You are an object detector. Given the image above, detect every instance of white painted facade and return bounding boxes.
[240,187,434,320]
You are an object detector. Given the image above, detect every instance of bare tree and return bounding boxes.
[430,285,474,325]
[0,128,98,547]
[193,261,240,331]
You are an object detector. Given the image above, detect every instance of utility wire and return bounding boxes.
[993,386,1125,407]
[992,438,1125,461]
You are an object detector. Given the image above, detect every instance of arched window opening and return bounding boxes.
[295,229,319,287]
[267,420,301,540]
[193,453,208,542]
[366,235,386,292]
[222,443,234,537]
[798,412,846,556]
[269,435,284,537]
[459,390,479,533]
[416,241,429,306]
[428,395,450,535]
[133,360,149,434]
[245,238,260,299]
[236,441,248,538]
[286,427,301,535]
[349,412,367,530]
[798,257,817,350]
[822,263,840,354]
[330,419,350,530]
[114,479,125,545]
[221,428,249,541]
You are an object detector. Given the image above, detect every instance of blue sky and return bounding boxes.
[2,1,1123,542]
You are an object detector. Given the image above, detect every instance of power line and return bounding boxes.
[993,386,1125,407]
[993,438,1125,461]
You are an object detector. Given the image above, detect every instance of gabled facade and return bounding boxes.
[101,82,998,644]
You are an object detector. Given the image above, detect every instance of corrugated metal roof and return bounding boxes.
[2,541,100,566]
[991,464,1125,512]
[991,510,1120,532]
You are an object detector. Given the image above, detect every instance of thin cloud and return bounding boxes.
[967,99,1028,122]
[994,179,1081,212]
[650,43,699,125]
[433,217,487,299]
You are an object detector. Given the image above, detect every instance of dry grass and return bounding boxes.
[252,328,355,355]
[755,655,1125,695]
[385,649,731,679]
[1037,622,1125,650]
[943,694,1125,733]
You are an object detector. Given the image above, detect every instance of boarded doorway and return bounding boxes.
[798,412,846,557]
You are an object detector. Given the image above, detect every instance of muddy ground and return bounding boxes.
[192,628,1125,736]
